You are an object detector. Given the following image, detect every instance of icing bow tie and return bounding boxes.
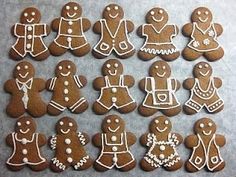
[16,78,33,90]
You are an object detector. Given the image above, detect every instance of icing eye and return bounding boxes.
[26,121,30,125]
[164,120,169,125]
[114,6,119,10]
[208,122,213,127]
[114,63,119,68]
[31,12,35,16]
[17,66,21,70]
[162,66,166,69]
[198,65,203,69]
[66,6,70,10]
[205,64,208,68]
[115,119,119,123]
[107,119,111,123]
[159,9,163,14]
[68,65,71,69]
[24,65,28,69]
[74,6,78,10]
[24,13,28,17]
[205,11,209,15]
[150,11,155,15]
[59,121,64,125]
[106,64,111,68]
[107,7,111,11]
[58,66,62,70]
[197,11,201,15]
[155,119,159,124]
[69,122,73,127]
[200,123,204,128]
[155,65,158,69]
[17,122,21,126]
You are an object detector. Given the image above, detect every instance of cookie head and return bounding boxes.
[194,118,216,136]
[150,116,172,134]
[61,2,82,19]
[193,62,212,78]
[146,7,168,25]
[149,61,171,78]
[102,115,125,133]
[103,4,124,20]
[55,60,76,77]
[15,116,36,135]
[191,7,212,24]
[20,7,41,24]
[13,61,35,81]
[56,117,77,135]
[102,59,123,76]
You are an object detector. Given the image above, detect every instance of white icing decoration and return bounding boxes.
[164,120,169,125]
[22,149,27,155]
[111,136,117,142]
[69,122,73,127]
[64,81,69,86]
[51,157,66,170]
[49,100,66,111]
[66,148,72,154]
[26,121,30,125]
[107,119,111,123]
[74,155,90,169]
[67,157,73,163]
[65,138,71,145]
[78,132,86,145]
[69,97,86,112]
[50,135,57,150]
[203,38,210,46]
[17,122,21,126]
[115,119,119,123]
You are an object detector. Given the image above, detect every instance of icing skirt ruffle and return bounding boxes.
[140,44,178,55]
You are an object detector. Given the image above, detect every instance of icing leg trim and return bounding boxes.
[51,157,66,171]
[74,156,90,169]
[49,101,66,112]
[69,97,86,112]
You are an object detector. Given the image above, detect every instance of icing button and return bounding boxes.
[159,154,165,160]
[26,44,31,49]
[21,138,27,144]
[23,157,28,163]
[68,21,73,25]
[160,145,165,151]
[27,26,33,31]
[111,136,117,142]
[64,81,69,86]
[22,149,28,155]
[67,157,73,163]
[64,89,69,94]
[68,29,73,34]
[65,138,71,145]
[112,97,117,103]
[27,35,32,39]
[111,88,117,93]
[67,37,72,42]
[112,146,118,152]
[112,157,118,162]
[65,97,69,102]
[66,148,72,154]
[112,39,115,43]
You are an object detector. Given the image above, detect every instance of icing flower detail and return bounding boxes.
[203,39,210,46]
[208,30,215,37]
[193,41,200,48]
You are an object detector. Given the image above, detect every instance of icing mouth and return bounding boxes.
[203,130,212,136]
[60,129,70,134]
[156,72,166,77]
[67,12,76,18]
[26,18,34,23]
[108,70,117,76]
[60,71,71,77]
[199,17,208,23]
[199,70,210,77]
[108,126,120,133]
[109,13,119,19]
[19,128,30,134]
[19,72,29,79]
[152,16,164,22]
[156,126,167,132]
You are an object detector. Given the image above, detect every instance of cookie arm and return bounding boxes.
[183,78,195,89]
[78,75,87,88]
[139,78,146,92]
[126,132,136,146]
[92,133,102,147]
[126,20,134,33]
[182,23,193,37]
[46,78,57,91]
[82,18,91,32]
[11,24,16,36]
[6,134,14,147]
[214,77,222,88]
[93,21,101,34]
[48,135,57,150]
[140,133,149,146]
[215,134,226,147]
[214,23,223,36]
[171,79,181,91]
[38,133,47,147]
[124,75,135,88]
[136,25,143,37]
[93,77,106,91]
[51,18,60,31]
[4,79,15,93]
[184,135,198,148]
[78,132,90,145]
[35,78,46,92]
[46,24,51,35]
[171,133,183,146]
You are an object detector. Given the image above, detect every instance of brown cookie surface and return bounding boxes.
[185,118,226,172]
[139,60,181,117]
[182,7,224,61]
[183,62,224,114]
[49,2,91,57]
[93,59,136,114]
[6,116,48,171]
[9,7,50,61]
[93,4,135,59]
[138,7,180,61]
[93,115,136,171]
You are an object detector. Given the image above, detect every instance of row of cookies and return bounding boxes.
[9,2,224,62]
[6,115,225,173]
[5,59,224,118]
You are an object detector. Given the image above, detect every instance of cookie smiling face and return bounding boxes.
[61,2,82,19]
[13,61,35,81]
[194,118,216,136]
[15,116,36,135]
[20,7,41,24]
[56,117,77,135]
[150,116,172,134]
[149,61,171,78]
[102,115,125,133]
[102,59,123,76]
[193,62,212,78]
[55,60,76,77]
[146,7,168,25]
[191,7,212,24]
[103,4,124,20]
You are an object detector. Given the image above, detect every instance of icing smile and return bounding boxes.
[199,17,208,23]
[152,16,164,22]
[203,130,212,136]
[108,70,117,76]
[26,18,34,23]
[19,128,30,134]
[19,72,29,79]
[60,129,70,134]
[108,126,120,133]
[60,71,71,77]
[156,72,166,77]
[156,126,167,132]
[67,12,76,18]
[200,70,210,77]
[109,13,119,19]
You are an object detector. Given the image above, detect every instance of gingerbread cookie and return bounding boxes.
[139,60,181,117]
[93,59,136,114]
[183,62,224,114]
[6,116,48,171]
[93,115,136,171]
[4,61,47,118]
[49,117,92,172]
[182,7,224,61]
[185,118,225,172]
[93,4,135,59]
[9,7,50,61]
[140,116,183,171]
[46,60,88,115]
[138,7,180,61]
[49,2,91,57]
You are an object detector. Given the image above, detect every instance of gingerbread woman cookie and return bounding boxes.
[93,115,136,171]
[49,2,91,56]
[93,4,135,59]
[9,7,50,61]
[6,116,48,171]
[185,118,225,172]
[46,60,88,115]
[138,7,180,61]
[49,117,92,172]
[139,60,181,117]
[93,59,136,114]
[182,7,224,61]
[183,62,224,114]
[4,61,47,118]
[140,116,183,171]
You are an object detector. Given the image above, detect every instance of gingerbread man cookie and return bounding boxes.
[138,7,180,61]
[6,116,48,171]
[185,118,225,172]
[139,60,181,117]
[182,7,224,61]
[49,117,92,172]
[46,60,88,115]
[93,4,135,59]
[9,7,50,61]
[4,61,47,118]
[93,115,136,171]
[140,116,183,171]
[183,62,224,115]
[93,59,136,114]
[49,2,91,57]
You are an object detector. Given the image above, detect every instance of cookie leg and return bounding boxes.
[164,160,183,171]
[93,161,110,172]
[74,156,93,171]
[92,49,107,59]
[138,50,156,61]
[93,101,110,115]
[70,99,89,114]
[6,100,25,118]
[138,104,158,117]
[119,160,136,172]
[185,160,199,172]
[140,158,157,171]
[182,47,202,61]
[6,164,24,171]
[118,102,137,114]
[211,161,225,172]
[50,159,67,172]
[183,105,198,115]
[9,48,24,61]
[27,99,47,117]
[47,100,65,116]
[29,161,48,171]
[203,47,224,62]
[34,50,50,61]
[160,51,180,62]
[49,42,67,56]
[118,49,135,59]
[161,105,181,117]
[72,43,91,57]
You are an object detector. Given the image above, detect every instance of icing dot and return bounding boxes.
[107,119,111,123]
[26,121,30,125]
[114,6,119,10]
[111,136,117,142]
[112,88,117,93]
[155,65,158,69]
[23,157,28,163]
[200,123,204,128]
[66,148,72,154]
[68,29,73,34]
[65,138,71,145]
[115,119,119,123]
[162,66,166,69]
[64,81,69,86]
[27,26,32,31]
[198,65,203,69]
[65,97,69,102]
[31,12,35,16]
[205,64,209,68]
[67,157,73,163]
[17,122,21,126]
[164,120,169,125]
[205,11,209,15]
[64,89,69,94]
[68,65,71,69]
[114,63,119,68]
[112,146,118,151]
[69,122,73,127]
[22,149,28,155]
[208,122,213,127]
[159,9,163,14]
[27,35,32,40]
[112,97,117,103]
[112,157,118,162]
[21,138,27,144]
[66,5,70,10]
[106,7,111,11]
[59,121,64,125]
[58,66,62,70]
[159,154,165,159]
[16,66,21,71]
[155,119,159,124]
[160,145,165,151]
[197,11,201,15]
[24,13,28,17]
[67,37,72,42]
[74,6,78,10]
[68,21,73,25]
[106,64,111,68]
[150,11,154,15]
[26,44,31,49]
[24,65,28,69]
[112,39,115,43]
